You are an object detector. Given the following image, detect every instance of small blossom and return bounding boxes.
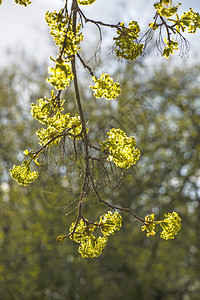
[141,214,156,237]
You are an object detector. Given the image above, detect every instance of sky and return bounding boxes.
[0,0,200,66]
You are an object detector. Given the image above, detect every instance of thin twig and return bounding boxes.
[89,173,145,223]
[77,53,95,77]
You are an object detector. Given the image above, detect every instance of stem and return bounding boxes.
[71,0,91,228]
[160,15,171,43]
[71,56,88,149]
[77,7,121,30]
[71,0,89,155]
[77,53,95,77]
[68,0,146,230]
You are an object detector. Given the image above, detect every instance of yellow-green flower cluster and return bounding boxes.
[78,235,108,258]
[100,128,140,169]
[69,219,96,244]
[0,0,31,5]
[67,115,87,140]
[77,0,96,4]
[141,212,182,240]
[67,211,122,258]
[45,11,82,90]
[114,21,144,61]
[45,10,83,56]
[47,60,74,90]
[152,1,200,34]
[159,212,182,240]
[90,73,121,100]
[31,90,65,122]
[14,0,31,6]
[36,126,62,146]
[154,0,180,18]
[150,3,200,59]
[141,214,156,237]
[99,211,122,236]
[178,8,200,34]
[163,38,178,58]
[35,113,83,146]
[10,160,38,186]
[31,91,85,146]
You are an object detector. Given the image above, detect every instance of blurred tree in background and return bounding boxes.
[0,57,200,299]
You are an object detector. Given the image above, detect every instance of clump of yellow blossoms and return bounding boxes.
[149,1,200,58]
[47,61,74,90]
[154,0,180,18]
[10,160,38,186]
[141,214,156,237]
[100,128,140,169]
[142,212,182,240]
[31,91,85,146]
[163,38,178,58]
[45,10,83,56]
[159,212,182,240]
[90,73,121,100]
[57,211,122,258]
[77,0,96,5]
[114,21,144,61]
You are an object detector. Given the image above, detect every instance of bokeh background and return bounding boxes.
[0,1,200,299]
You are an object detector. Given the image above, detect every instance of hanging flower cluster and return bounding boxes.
[142,212,182,240]
[90,73,121,100]
[45,10,83,56]
[100,128,141,169]
[10,160,39,186]
[114,21,144,61]
[46,60,74,90]
[57,211,122,258]
[77,0,96,5]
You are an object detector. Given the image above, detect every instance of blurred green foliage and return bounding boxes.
[0,57,200,299]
